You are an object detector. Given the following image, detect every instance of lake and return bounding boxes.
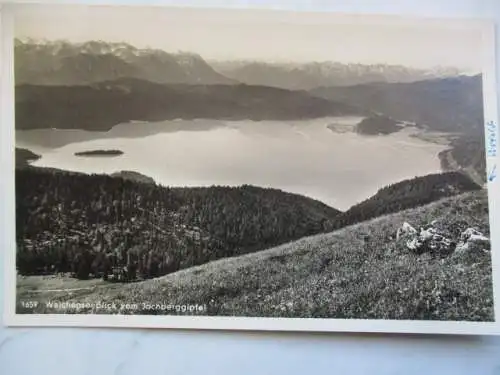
[16,117,447,211]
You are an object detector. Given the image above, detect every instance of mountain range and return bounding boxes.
[14,39,487,181]
[15,39,235,86]
[210,60,466,90]
[14,39,482,133]
[14,39,492,321]
[15,39,465,88]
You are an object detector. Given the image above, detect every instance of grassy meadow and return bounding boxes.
[17,190,494,321]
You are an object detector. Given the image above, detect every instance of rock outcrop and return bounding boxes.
[454,228,491,255]
[396,222,417,240]
[395,221,490,259]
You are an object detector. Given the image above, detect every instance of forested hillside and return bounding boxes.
[355,115,402,135]
[22,190,493,322]
[330,172,482,230]
[311,75,483,135]
[16,168,340,280]
[16,78,360,131]
[15,148,40,167]
[16,167,484,283]
[110,171,156,184]
[311,75,487,181]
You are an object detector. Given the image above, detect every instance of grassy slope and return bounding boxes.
[18,190,493,321]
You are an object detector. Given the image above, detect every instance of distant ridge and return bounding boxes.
[310,75,486,181]
[15,78,361,131]
[311,75,483,135]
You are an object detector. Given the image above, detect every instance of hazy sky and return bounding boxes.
[10,4,486,71]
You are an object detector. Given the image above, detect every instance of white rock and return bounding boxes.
[420,228,437,241]
[406,238,422,251]
[397,222,417,239]
[454,229,490,256]
[455,241,469,253]
[403,222,417,233]
[468,233,490,243]
[460,228,486,242]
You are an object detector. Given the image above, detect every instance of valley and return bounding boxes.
[13,37,493,322]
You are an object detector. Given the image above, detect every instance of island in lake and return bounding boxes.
[74,149,124,157]
[356,115,404,135]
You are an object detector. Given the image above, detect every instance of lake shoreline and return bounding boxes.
[15,117,448,211]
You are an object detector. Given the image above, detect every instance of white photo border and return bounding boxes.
[2,4,500,336]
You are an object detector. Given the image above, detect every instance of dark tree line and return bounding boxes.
[16,167,339,281]
[329,172,482,230]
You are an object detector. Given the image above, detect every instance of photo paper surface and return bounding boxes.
[3,4,500,335]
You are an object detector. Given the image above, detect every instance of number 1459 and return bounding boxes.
[20,301,39,308]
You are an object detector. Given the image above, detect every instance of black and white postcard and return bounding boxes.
[2,4,500,335]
